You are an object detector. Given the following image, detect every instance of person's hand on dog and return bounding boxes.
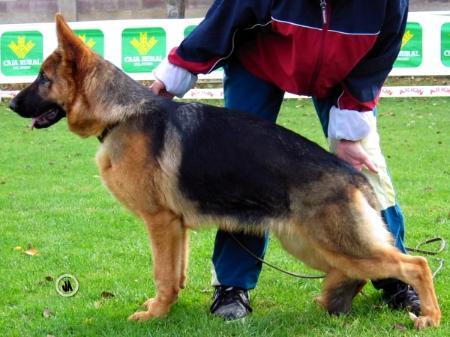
[336,140,378,173]
[150,79,175,99]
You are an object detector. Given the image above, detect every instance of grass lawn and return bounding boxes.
[0,97,448,337]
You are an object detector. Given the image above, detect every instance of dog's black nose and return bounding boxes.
[9,99,17,111]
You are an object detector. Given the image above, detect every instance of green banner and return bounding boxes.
[74,29,104,57]
[442,23,450,67]
[184,25,196,38]
[1,31,43,76]
[394,22,422,68]
[122,27,166,73]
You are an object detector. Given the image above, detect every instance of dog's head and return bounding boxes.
[9,14,106,137]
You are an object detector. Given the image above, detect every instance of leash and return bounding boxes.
[230,233,325,279]
[231,233,446,280]
[406,237,446,278]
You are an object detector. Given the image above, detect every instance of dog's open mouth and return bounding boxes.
[31,105,66,129]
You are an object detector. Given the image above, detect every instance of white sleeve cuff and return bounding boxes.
[327,106,374,141]
[153,58,198,98]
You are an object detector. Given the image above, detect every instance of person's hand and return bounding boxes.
[150,79,175,99]
[335,139,378,173]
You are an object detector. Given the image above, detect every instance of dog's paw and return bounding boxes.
[128,298,171,321]
[409,312,440,329]
[128,310,154,322]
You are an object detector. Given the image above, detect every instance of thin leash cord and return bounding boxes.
[230,233,325,279]
[230,233,446,280]
[406,237,446,278]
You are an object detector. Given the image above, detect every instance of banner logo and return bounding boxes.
[78,34,96,49]
[8,36,35,59]
[1,31,43,76]
[131,32,158,55]
[401,30,414,49]
[395,23,422,68]
[74,29,104,57]
[122,28,166,73]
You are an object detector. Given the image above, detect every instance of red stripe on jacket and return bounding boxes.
[237,20,378,101]
[338,86,379,111]
[168,47,220,74]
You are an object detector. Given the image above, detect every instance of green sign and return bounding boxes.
[122,27,166,73]
[1,31,43,76]
[74,29,104,57]
[394,22,422,68]
[441,23,450,67]
[184,25,196,38]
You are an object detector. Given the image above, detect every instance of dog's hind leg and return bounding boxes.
[316,269,366,315]
[323,247,441,329]
[378,251,440,329]
[128,210,187,321]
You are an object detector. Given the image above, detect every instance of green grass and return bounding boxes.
[0,98,449,336]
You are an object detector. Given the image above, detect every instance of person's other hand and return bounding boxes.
[150,80,175,99]
[335,139,378,173]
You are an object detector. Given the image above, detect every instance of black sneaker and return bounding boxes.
[382,281,420,315]
[210,286,252,320]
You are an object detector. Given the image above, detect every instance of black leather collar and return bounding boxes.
[97,123,119,143]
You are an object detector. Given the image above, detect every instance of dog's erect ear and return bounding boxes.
[55,13,93,63]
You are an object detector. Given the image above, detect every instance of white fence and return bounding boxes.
[0,11,449,85]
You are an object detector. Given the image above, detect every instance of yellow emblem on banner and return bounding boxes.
[130,32,158,56]
[77,34,96,49]
[8,36,35,59]
[401,30,414,48]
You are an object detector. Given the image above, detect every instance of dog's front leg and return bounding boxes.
[128,210,186,321]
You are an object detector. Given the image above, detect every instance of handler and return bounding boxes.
[151,0,419,320]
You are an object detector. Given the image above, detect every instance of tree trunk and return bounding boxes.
[167,0,186,18]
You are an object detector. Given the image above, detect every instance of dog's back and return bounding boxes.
[119,99,383,258]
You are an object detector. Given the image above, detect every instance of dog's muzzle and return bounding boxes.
[9,95,66,129]
[30,104,66,129]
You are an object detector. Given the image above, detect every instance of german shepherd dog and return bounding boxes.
[9,15,440,329]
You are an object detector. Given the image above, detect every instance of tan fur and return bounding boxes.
[18,14,440,329]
